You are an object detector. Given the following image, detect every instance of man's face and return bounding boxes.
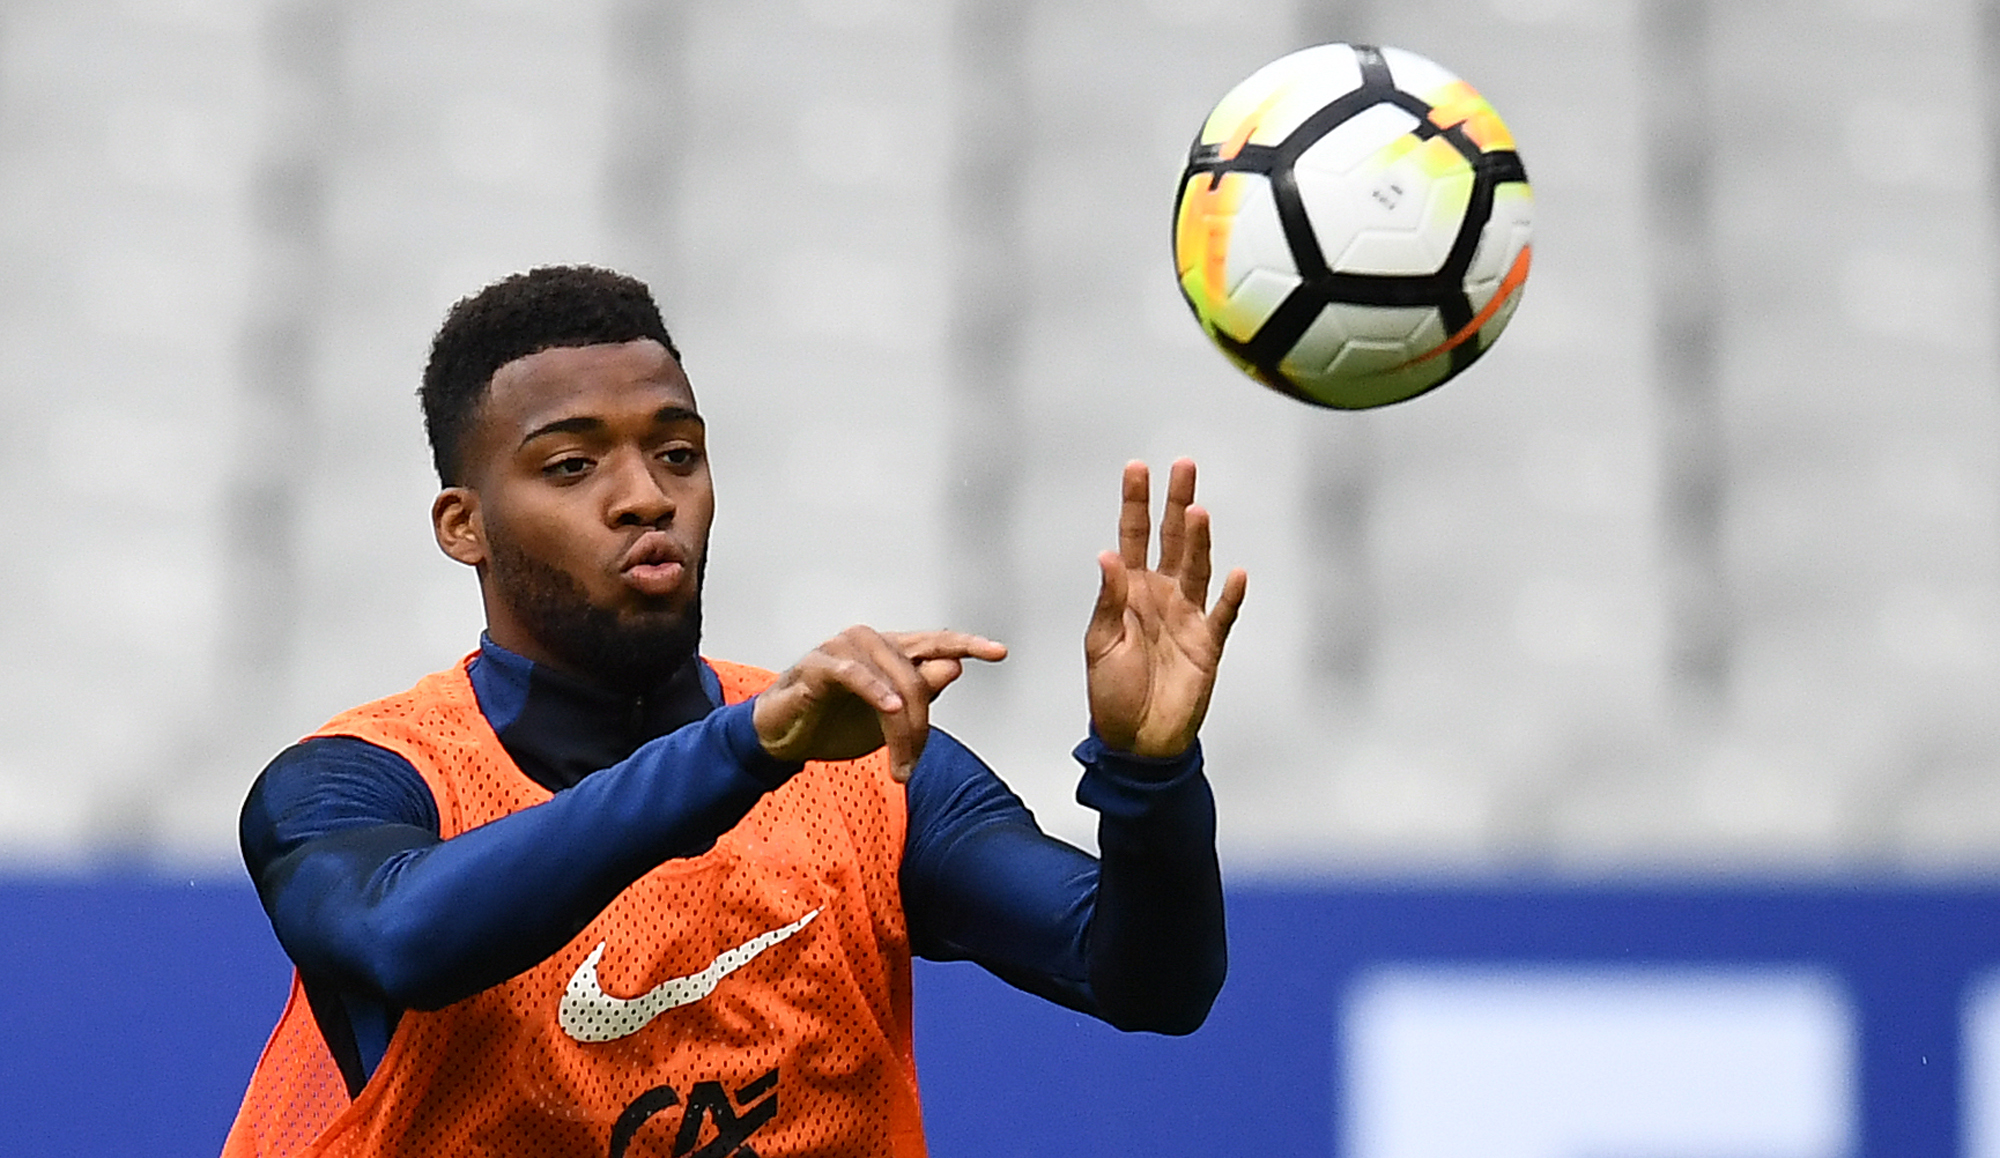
[438,338,714,688]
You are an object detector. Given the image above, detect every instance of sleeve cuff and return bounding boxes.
[1072,726,1208,824]
[1072,726,1201,782]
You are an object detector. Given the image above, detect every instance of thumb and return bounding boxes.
[1086,550,1128,653]
[913,657,965,697]
[751,678,815,759]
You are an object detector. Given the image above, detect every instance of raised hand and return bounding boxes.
[753,627,1008,782]
[1085,459,1248,758]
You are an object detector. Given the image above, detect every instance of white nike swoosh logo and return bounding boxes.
[559,909,820,1044]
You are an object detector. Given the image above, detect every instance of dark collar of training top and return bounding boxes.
[468,634,723,792]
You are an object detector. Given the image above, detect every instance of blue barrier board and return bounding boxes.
[7,877,1999,1156]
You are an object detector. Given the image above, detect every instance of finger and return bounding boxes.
[1207,567,1248,646]
[887,629,1010,665]
[793,647,902,714]
[846,627,929,707]
[1085,549,1130,657]
[1182,504,1214,608]
[847,629,930,779]
[1156,457,1196,576]
[1118,460,1150,571]
[913,657,965,697]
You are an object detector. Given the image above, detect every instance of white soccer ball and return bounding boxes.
[1173,43,1533,409]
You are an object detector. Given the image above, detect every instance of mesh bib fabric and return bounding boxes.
[222,657,924,1158]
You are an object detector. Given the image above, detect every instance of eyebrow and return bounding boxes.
[518,405,704,449]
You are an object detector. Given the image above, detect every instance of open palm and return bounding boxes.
[1085,459,1247,758]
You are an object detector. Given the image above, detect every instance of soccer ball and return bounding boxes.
[1173,43,1533,409]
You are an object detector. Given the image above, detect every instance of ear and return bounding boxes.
[433,487,487,568]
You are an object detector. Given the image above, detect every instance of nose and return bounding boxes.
[604,449,674,527]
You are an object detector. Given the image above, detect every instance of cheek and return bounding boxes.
[487,490,595,568]
[682,477,717,542]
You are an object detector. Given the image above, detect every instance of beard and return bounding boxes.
[485,530,705,692]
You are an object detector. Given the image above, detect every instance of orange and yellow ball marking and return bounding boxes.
[1394,243,1533,370]
[1176,171,1249,309]
[1423,81,1515,152]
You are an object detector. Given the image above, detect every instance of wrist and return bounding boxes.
[1088,721,1194,762]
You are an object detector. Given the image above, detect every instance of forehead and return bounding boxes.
[483,338,695,431]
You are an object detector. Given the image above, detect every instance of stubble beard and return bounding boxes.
[485,531,705,692]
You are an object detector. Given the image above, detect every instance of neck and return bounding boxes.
[469,637,719,791]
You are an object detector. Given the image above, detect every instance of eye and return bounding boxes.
[543,455,593,480]
[661,445,703,469]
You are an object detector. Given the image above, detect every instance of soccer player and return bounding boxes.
[223,265,1248,1157]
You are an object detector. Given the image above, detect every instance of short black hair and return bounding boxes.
[420,264,681,485]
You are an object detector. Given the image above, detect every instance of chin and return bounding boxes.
[499,571,703,691]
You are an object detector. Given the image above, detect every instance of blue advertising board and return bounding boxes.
[7,876,2000,1156]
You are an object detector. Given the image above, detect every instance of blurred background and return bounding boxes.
[3,0,1999,1154]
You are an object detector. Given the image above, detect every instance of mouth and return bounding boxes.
[618,531,687,598]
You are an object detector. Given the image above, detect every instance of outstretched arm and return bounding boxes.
[905,459,1245,1034]
[249,629,1005,1008]
[1081,458,1243,1027]
[244,701,793,1013]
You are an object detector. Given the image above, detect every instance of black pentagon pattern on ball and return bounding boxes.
[1176,44,1530,407]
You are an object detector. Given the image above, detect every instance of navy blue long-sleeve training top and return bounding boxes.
[240,637,1227,1096]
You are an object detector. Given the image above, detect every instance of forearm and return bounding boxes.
[250,701,797,1009]
[902,729,1226,1034]
[1074,733,1227,1034]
